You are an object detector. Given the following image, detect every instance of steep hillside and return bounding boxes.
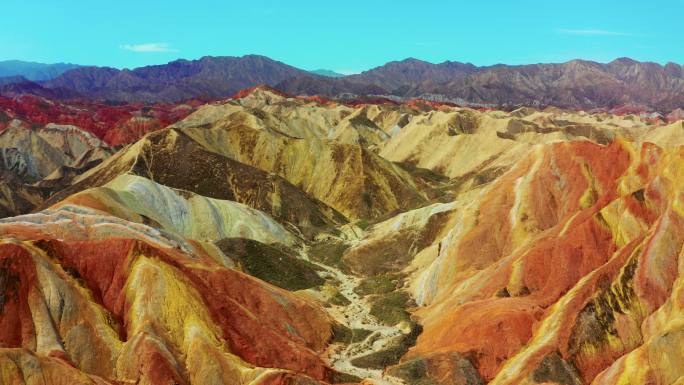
[377,107,647,182]
[0,60,82,81]
[392,139,684,385]
[178,123,427,220]
[41,127,347,236]
[347,58,478,92]
[0,207,334,385]
[44,55,313,102]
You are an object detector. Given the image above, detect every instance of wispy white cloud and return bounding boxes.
[555,28,636,37]
[120,43,178,53]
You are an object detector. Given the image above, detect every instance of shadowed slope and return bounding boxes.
[178,120,428,220]
[41,128,347,237]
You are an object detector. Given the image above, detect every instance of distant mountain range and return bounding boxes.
[309,69,346,78]
[286,57,684,112]
[0,60,82,81]
[1,55,684,111]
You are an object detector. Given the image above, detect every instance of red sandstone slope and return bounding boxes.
[399,139,684,384]
[0,207,334,385]
[0,95,199,145]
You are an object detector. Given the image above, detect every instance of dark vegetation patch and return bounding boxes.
[446,151,509,194]
[388,353,484,385]
[567,253,641,371]
[216,238,324,291]
[351,322,422,369]
[354,273,404,296]
[447,112,481,135]
[343,232,420,276]
[328,371,363,384]
[348,287,419,370]
[632,188,645,202]
[396,161,450,184]
[387,358,437,385]
[395,161,451,201]
[505,119,545,135]
[495,285,530,298]
[565,124,613,145]
[308,240,351,274]
[355,218,371,231]
[0,260,20,314]
[532,352,582,385]
[330,323,373,345]
[328,290,351,306]
[370,291,412,326]
[0,173,45,217]
[496,131,516,140]
[359,149,428,219]
[472,166,508,187]
[349,113,382,131]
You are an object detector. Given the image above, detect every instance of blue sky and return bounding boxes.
[2,0,682,73]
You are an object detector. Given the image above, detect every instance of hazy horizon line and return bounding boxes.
[1,54,682,76]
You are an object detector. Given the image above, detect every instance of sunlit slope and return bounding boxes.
[0,207,333,385]
[41,128,347,236]
[180,123,428,220]
[388,139,684,385]
[56,174,299,247]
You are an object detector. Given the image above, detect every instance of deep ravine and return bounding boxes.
[300,244,408,385]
